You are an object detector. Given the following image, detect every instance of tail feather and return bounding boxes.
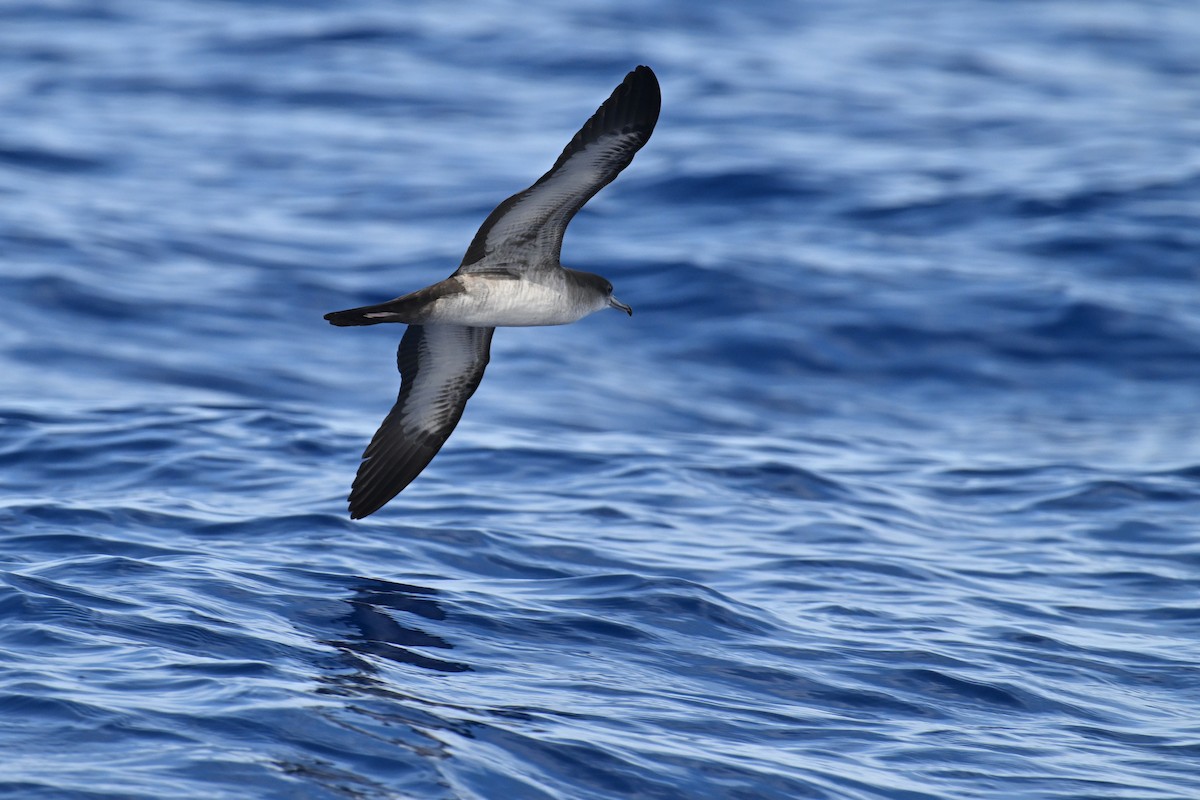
[324,300,410,327]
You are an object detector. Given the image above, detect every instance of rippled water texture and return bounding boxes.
[3,1,1200,798]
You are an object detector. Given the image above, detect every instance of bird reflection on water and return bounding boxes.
[327,578,471,674]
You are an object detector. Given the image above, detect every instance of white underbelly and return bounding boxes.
[429,279,590,327]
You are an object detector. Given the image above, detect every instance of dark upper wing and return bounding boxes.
[456,65,660,272]
[347,324,494,519]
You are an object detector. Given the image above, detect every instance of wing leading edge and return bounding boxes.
[456,65,661,271]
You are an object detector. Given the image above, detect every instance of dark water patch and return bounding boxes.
[9,345,311,401]
[841,171,1200,239]
[204,24,420,56]
[628,259,796,318]
[0,144,112,173]
[0,524,194,561]
[884,668,1031,712]
[550,575,778,638]
[0,2,127,22]
[1024,228,1200,280]
[806,686,940,722]
[1084,519,1180,543]
[933,300,1200,380]
[460,723,682,800]
[693,462,849,501]
[1031,479,1194,511]
[4,274,155,321]
[79,76,403,112]
[1158,464,1200,480]
[644,170,825,206]
[770,557,939,585]
[0,228,90,258]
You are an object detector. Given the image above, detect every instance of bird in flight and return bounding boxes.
[325,66,661,518]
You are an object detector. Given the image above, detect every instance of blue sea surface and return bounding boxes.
[3,1,1200,798]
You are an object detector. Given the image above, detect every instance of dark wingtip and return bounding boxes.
[348,495,382,520]
[564,64,661,159]
[619,65,661,136]
[630,65,659,90]
[347,473,405,518]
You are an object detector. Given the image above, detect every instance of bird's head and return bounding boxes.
[577,271,632,316]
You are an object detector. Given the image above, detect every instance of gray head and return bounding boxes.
[574,270,632,316]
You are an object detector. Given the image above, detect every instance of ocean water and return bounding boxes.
[3,1,1200,797]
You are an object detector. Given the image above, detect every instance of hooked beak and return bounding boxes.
[609,296,633,316]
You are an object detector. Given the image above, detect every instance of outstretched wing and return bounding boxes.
[456,65,660,272]
[347,324,494,519]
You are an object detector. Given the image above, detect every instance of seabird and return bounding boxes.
[325,65,661,519]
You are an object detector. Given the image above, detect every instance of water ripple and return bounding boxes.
[3,1,1200,798]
